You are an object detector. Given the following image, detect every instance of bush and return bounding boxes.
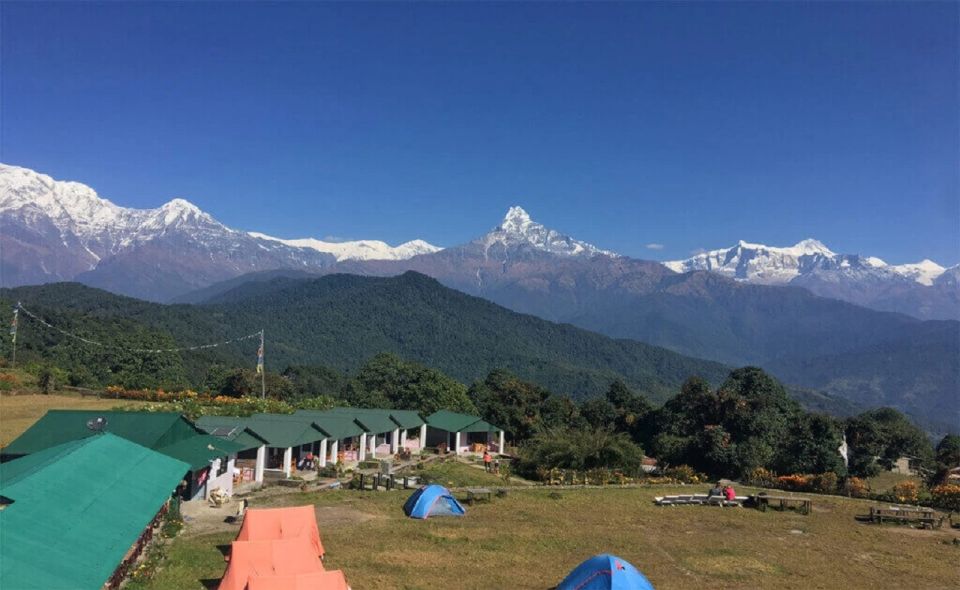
[662,465,704,484]
[843,476,870,498]
[930,484,960,511]
[746,467,777,488]
[776,474,812,492]
[811,472,839,494]
[892,480,920,504]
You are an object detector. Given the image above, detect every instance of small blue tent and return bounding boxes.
[403,484,466,519]
[557,554,655,590]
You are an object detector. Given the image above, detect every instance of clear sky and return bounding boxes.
[2,2,957,264]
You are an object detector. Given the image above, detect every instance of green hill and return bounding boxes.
[0,273,730,402]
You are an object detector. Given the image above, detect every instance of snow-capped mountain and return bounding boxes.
[478,206,617,259]
[0,164,427,300]
[664,239,958,319]
[247,232,440,262]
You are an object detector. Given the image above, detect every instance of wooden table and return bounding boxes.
[465,488,493,505]
[867,506,941,528]
[754,495,812,515]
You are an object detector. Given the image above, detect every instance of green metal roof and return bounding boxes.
[194,417,269,452]
[0,434,189,590]
[294,412,365,440]
[155,434,246,470]
[302,408,397,435]
[426,410,502,433]
[1,410,201,457]
[247,414,328,448]
[385,409,427,429]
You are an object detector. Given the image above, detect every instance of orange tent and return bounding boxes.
[235,505,325,558]
[246,570,350,590]
[218,538,324,590]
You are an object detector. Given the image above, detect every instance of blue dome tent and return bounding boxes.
[557,554,655,590]
[403,484,466,519]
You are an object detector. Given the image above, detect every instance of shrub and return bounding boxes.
[662,465,704,484]
[892,480,920,504]
[930,484,960,511]
[811,472,839,494]
[776,474,812,492]
[746,467,777,488]
[843,476,870,498]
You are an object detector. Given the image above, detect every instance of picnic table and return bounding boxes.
[654,494,746,507]
[862,506,942,529]
[753,494,812,515]
[465,488,493,505]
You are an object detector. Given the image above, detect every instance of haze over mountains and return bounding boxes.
[1,163,957,431]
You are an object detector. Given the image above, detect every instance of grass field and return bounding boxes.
[0,391,147,447]
[132,479,960,590]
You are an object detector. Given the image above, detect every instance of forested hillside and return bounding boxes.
[0,273,730,402]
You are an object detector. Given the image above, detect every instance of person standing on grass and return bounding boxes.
[483,450,492,472]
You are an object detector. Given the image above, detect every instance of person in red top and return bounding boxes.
[482,450,492,472]
[723,485,736,501]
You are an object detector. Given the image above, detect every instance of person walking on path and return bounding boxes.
[483,450,493,472]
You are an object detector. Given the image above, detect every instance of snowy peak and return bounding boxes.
[247,233,441,262]
[481,205,617,258]
[889,259,946,286]
[666,239,948,286]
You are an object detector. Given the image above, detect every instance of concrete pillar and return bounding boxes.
[454,431,462,456]
[283,447,292,478]
[359,434,367,461]
[391,428,400,454]
[419,424,427,452]
[330,439,339,464]
[255,445,265,483]
[226,457,235,496]
[499,430,506,455]
[369,434,376,459]
[400,429,408,448]
[319,439,328,468]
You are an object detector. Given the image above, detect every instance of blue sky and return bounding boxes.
[2,2,957,264]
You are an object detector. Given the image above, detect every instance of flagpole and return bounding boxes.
[260,329,266,400]
[11,302,20,368]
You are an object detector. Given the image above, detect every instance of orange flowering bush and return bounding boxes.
[843,476,870,498]
[776,474,812,491]
[892,480,920,504]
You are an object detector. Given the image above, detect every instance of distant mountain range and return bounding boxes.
[666,240,959,320]
[2,163,957,431]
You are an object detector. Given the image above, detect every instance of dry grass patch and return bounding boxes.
[134,484,960,590]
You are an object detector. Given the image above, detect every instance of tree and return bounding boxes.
[579,398,617,430]
[345,353,475,415]
[936,434,960,467]
[773,413,846,476]
[469,370,551,443]
[845,408,934,477]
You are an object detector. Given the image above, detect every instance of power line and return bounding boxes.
[16,304,262,354]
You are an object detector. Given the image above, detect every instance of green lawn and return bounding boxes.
[401,457,525,488]
[131,484,960,590]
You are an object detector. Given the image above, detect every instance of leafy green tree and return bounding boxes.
[282,365,346,399]
[845,407,934,477]
[469,370,550,443]
[345,353,475,415]
[935,434,960,467]
[773,413,846,476]
[579,397,617,430]
[540,395,581,431]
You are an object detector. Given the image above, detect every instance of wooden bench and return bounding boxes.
[465,488,493,505]
[754,495,812,515]
[863,506,942,529]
